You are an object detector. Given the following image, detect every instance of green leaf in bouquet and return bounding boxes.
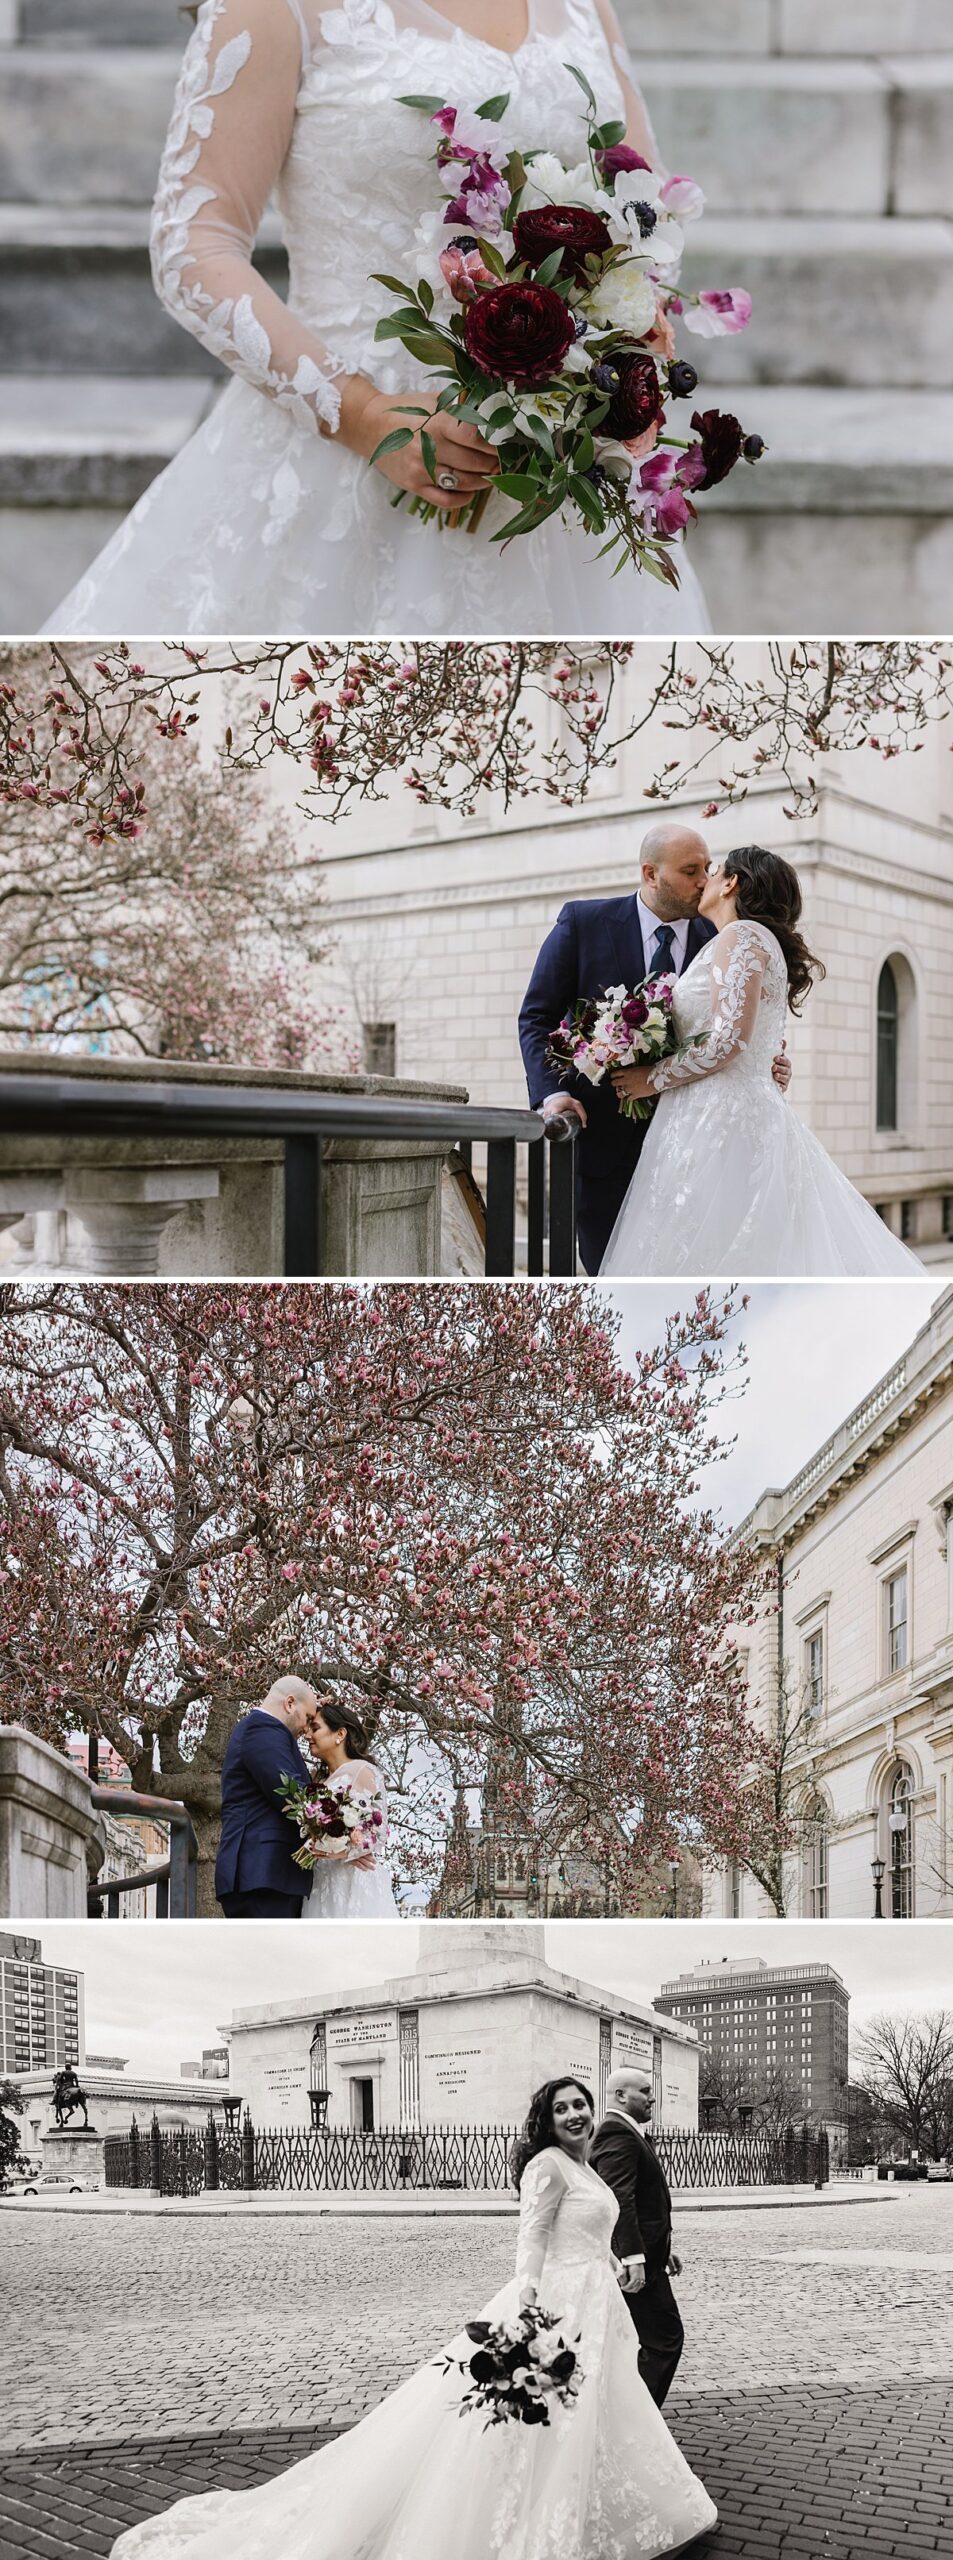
[477,238,512,281]
[491,489,563,540]
[504,149,527,191]
[434,384,463,413]
[403,330,457,366]
[418,278,435,316]
[420,429,439,482]
[370,273,415,299]
[476,91,511,121]
[533,247,565,288]
[496,471,547,501]
[565,61,598,117]
[397,92,446,110]
[368,428,415,462]
[573,425,595,474]
[568,472,606,531]
[592,118,626,148]
[374,309,427,342]
[522,412,556,461]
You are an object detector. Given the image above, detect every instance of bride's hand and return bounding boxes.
[611,1064,654,1103]
[337,377,500,512]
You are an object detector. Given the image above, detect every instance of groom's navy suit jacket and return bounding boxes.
[518,895,716,1270]
[214,1710,314,1903]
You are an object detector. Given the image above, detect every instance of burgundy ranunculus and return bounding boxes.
[599,144,651,182]
[463,281,576,387]
[512,202,612,281]
[604,353,664,442]
[688,406,744,487]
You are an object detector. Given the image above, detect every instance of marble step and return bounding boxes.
[5,47,950,218]
[2,381,950,635]
[626,0,953,49]
[14,0,182,40]
[3,203,950,390]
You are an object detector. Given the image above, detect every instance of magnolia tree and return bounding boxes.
[2,641,951,836]
[0,1279,780,1914]
[0,674,357,1071]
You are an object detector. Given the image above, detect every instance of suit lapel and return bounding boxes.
[605,895,645,991]
[683,915,713,971]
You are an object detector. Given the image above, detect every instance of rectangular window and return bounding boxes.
[884,1568,909,1676]
[362,1022,397,1078]
[803,1629,824,1718]
[900,1201,917,1243]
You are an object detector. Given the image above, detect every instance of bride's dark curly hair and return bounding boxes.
[725,845,825,1016]
[306,1694,377,1767]
[510,2078,595,2190]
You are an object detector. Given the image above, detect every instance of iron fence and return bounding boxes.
[104,2115,829,2196]
[87,1786,198,1919]
[0,1069,578,1277]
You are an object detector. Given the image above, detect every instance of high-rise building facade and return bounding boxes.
[0,1932,84,2076]
[653,1957,849,2141]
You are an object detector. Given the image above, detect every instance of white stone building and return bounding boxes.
[705,1289,953,1922]
[225,1924,700,2134]
[312,649,953,1262]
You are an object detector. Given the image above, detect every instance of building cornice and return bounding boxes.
[740,1292,953,1548]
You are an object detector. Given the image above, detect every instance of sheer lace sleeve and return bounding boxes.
[514,2150,567,2303]
[590,0,665,170]
[150,0,348,436]
[345,1761,388,1862]
[647,924,770,1092]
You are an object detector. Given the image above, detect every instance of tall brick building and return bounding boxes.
[653,1957,850,2148]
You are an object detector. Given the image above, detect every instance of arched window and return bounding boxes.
[876,962,899,1131]
[802,1796,829,1919]
[888,1765,914,1918]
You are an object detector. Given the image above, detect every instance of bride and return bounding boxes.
[108,2075,717,2560]
[45,0,710,638]
[599,846,922,1278]
[301,1697,400,1918]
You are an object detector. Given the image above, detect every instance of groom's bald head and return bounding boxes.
[260,1675,319,1734]
[607,2067,654,2123]
[639,820,710,922]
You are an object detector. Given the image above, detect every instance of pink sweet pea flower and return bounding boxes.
[682,288,753,338]
[653,484,693,536]
[660,174,705,223]
[674,443,708,491]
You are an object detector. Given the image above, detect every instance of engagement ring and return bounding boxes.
[436,469,460,492]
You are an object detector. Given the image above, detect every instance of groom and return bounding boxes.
[589,2064,685,2408]
[215,1674,319,1918]
[518,821,791,1274]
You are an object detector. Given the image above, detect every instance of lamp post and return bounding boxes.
[871,1855,886,1919]
[701,2096,717,2131]
[309,2087,330,2131]
[220,2093,243,2133]
[669,1856,680,1919]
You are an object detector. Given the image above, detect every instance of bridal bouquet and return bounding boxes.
[276,1773,384,1871]
[371,67,763,581]
[547,972,679,1120]
[441,2306,583,2428]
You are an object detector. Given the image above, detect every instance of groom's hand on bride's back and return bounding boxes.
[542,1093,587,1130]
[771,1043,792,1094]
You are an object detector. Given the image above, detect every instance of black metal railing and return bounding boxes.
[87,1788,198,1918]
[104,2115,829,2195]
[0,1069,578,1277]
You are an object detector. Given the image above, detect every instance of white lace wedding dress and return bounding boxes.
[46,0,710,639]
[600,920,922,1278]
[108,2146,716,2560]
[304,1758,399,1917]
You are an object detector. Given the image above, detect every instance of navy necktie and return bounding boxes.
[650,923,677,975]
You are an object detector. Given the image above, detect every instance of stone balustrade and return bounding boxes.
[0,1725,106,1918]
[0,1050,473,1277]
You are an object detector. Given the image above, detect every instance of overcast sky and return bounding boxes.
[607,1279,944,1526]
[32,1919,953,2081]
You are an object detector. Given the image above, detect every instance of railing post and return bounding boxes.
[484,1138,516,1275]
[525,1137,545,1277]
[284,1134,323,1277]
[817,2128,830,2189]
[547,1127,577,1277]
[129,2116,141,2191]
[149,2112,163,2195]
[204,2110,220,2194]
[242,2109,256,2191]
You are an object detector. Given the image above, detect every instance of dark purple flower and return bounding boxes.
[600,144,652,182]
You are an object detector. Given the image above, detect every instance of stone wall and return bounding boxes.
[0,1727,105,1919]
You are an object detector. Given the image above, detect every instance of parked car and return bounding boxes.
[4,2167,92,2196]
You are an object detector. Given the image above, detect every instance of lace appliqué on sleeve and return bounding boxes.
[648,923,769,1092]
[150,0,347,437]
[514,2151,566,2301]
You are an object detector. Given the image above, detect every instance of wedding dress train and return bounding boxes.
[599,920,922,1278]
[45,0,710,639]
[303,1757,400,1918]
[108,2147,717,2560]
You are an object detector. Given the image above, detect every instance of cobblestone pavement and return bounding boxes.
[3,2187,953,2452]
[2,2384,951,2560]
